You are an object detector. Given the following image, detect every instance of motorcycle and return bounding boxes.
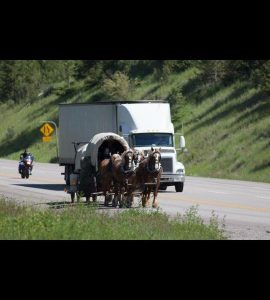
[19,155,33,179]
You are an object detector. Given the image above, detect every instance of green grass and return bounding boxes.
[130,68,199,100]
[0,198,226,240]
[0,68,270,183]
[0,80,97,163]
[179,78,270,183]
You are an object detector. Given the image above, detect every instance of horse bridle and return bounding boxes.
[133,150,144,168]
[146,150,161,174]
[121,150,135,175]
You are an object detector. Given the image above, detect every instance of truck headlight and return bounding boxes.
[176,169,185,174]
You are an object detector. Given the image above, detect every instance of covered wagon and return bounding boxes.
[67,132,130,202]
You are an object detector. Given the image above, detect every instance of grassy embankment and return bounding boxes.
[0,67,269,182]
[0,198,226,240]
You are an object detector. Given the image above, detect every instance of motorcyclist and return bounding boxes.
[20,149,28,161]
[19,149,34,175]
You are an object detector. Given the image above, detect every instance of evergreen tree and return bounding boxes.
[199,60,227,83]
[252,60,270,94]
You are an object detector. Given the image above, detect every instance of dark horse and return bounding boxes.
[110,149,135,208]
[133,147,162,208]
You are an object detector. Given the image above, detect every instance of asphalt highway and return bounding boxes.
[1,159,270,239]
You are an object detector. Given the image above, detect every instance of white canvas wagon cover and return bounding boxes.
[75,132,129,172]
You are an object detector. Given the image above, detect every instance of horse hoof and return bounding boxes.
[152,203,159,208]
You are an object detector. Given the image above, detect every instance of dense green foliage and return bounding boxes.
[0,199,226,240]
[0,60,77,103]
[0,60,269,182]
[0,60,269,104]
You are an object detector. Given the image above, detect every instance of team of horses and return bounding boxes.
[98,147,163,208]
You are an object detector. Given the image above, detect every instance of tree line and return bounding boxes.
[0,60,76,103]
[0,60,269,103]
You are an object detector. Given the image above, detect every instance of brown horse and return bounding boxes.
[98,158,114,206]
[133,147,162,208]
[124,149,146,207]
[110,149,135,208]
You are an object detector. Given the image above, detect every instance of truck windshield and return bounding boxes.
[131,133,173,147]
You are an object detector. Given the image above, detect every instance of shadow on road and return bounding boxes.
[11,184,172,193]
[46,200,142,210]
[12,183,65,191]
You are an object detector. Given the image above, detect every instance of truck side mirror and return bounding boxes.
[179,136,186,149]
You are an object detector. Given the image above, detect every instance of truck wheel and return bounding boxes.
[175,182,184,192]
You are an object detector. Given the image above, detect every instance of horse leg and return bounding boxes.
[112,184,119,208]
[146,187,151,207]
[142,185,148,207]
[112,194,118,207]
[112,192,118,208]
[125,183,133,208]
[119,186,125,208]
[104,192,109,207]
[152,178,159,208]
[152,188,159,208]
[142,193,147,208]
[128,194,134,208]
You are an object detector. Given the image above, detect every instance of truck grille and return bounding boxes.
[161,157,173,173]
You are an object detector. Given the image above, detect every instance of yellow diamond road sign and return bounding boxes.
[40,123,54,137]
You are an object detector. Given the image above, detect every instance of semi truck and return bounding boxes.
[58,101,186,192]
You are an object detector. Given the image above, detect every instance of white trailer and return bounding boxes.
[59,101,186,192]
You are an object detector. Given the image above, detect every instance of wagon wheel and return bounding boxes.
[142,194,147,208]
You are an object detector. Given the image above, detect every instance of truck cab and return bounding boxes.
[116,102,186,192]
